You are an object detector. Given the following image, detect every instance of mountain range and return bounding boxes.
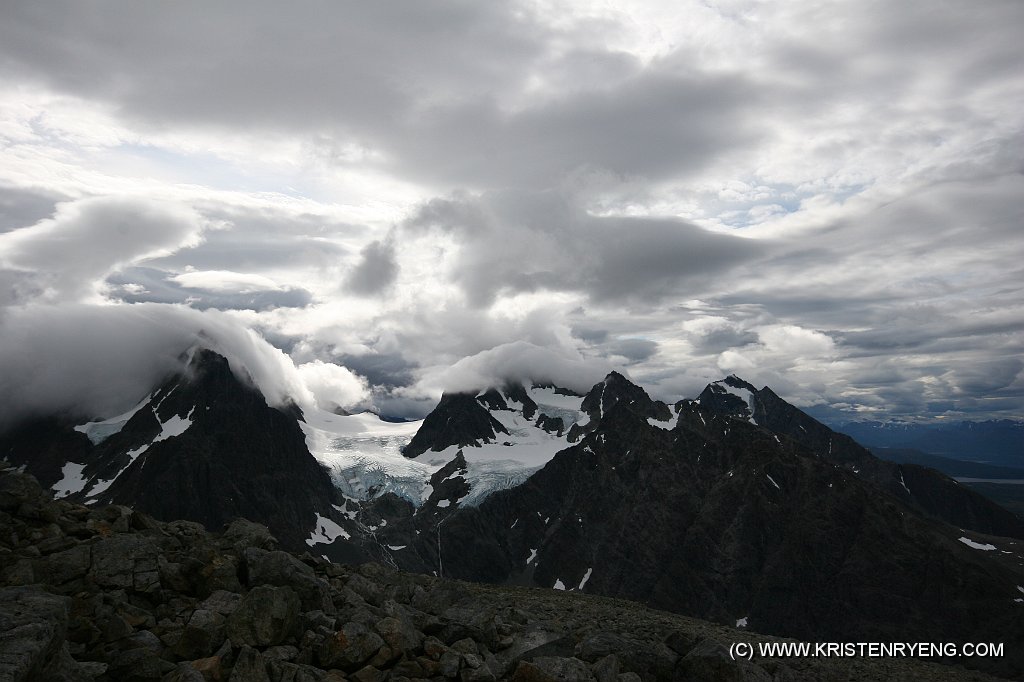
[3,349,1023,678]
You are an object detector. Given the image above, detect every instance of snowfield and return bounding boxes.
[300,384,588,508]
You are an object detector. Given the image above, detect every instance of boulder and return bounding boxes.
[226,585,300,647]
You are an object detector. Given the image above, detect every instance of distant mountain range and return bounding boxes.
[833,419,1024,467]
[2,351,1024,678]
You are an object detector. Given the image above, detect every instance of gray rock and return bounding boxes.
[34,543,91,586]
[576,632,630,663]
[199,589,243,616]
[230,645,271,682]
[265,659,326,682]
[522,656,593,681]
[90,535,161,594]
[172,608,225,659]
[164,663,207,682]
[244,547,334,614]
[226,585,301,647]
[316,621,384,671]
[373,615,423,655]
[223,518,278,552]
[0,586,78,682]
[591,654,620,682]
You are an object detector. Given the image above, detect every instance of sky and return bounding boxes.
[1,0,1022,425]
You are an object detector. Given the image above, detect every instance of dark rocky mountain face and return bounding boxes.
[348,374,1024,678]
[695,376,1024,539]
[1,349,341,552]
[402,392,510,458]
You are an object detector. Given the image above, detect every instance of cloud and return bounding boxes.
[0,1,1022,423]
[169,270,288,294]
[105,267,314,312]
[0,184,64,233]
[405,189,764,306]
[605,337,659,364]
[0,302,370,431]
[294,360,370,413]
[346,239,399,296]
[681,316,759,354]
[423,340,614,395]
[0,196,207,301]
[335,352,418,390]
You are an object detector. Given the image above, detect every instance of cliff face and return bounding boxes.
[0,349,343,552]
[0,464,1008,682]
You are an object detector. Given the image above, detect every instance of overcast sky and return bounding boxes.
[1,0,1022,423]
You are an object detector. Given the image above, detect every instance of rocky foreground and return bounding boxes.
[0,464,1006,681]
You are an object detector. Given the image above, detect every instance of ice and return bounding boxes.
[526,386,585,412]
[578,567,592,590]
[302,385,583,510]
[73,394,152,445]
[300,408,435,505]
[52,462,88,499]
[959,537,997,551]
[306,513,350,546]
[553,579,566,591]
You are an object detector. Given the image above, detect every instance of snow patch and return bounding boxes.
[52,462,88,499]
[766,474,781,490]
[711,380,757,424]
[736,617,748,628]
[306,513,350,546]
[647,416,675,430]
[553,579,566,591]
[527,548,538,564]
[153,407,195,442]
[387,545,407,551]
[578,568,592,590]
[437,499,451,508]
[959,537,997,551]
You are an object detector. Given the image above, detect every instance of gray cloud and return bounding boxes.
[336,352,418,390]
[0,184,64,233]
[405,190,764,305]
[605,338,659,364]
[0,3,759,190]
[106,267,314,312]
[146,206,353,274]
[1,1,1023,423]
[0,196,206,301]
[0,303,340,430]
[346,239,399,296]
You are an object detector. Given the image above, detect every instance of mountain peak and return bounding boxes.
[698,376,760,424]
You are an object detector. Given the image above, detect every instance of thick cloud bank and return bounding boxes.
[0,303,369,430]
[424,341,615,396]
